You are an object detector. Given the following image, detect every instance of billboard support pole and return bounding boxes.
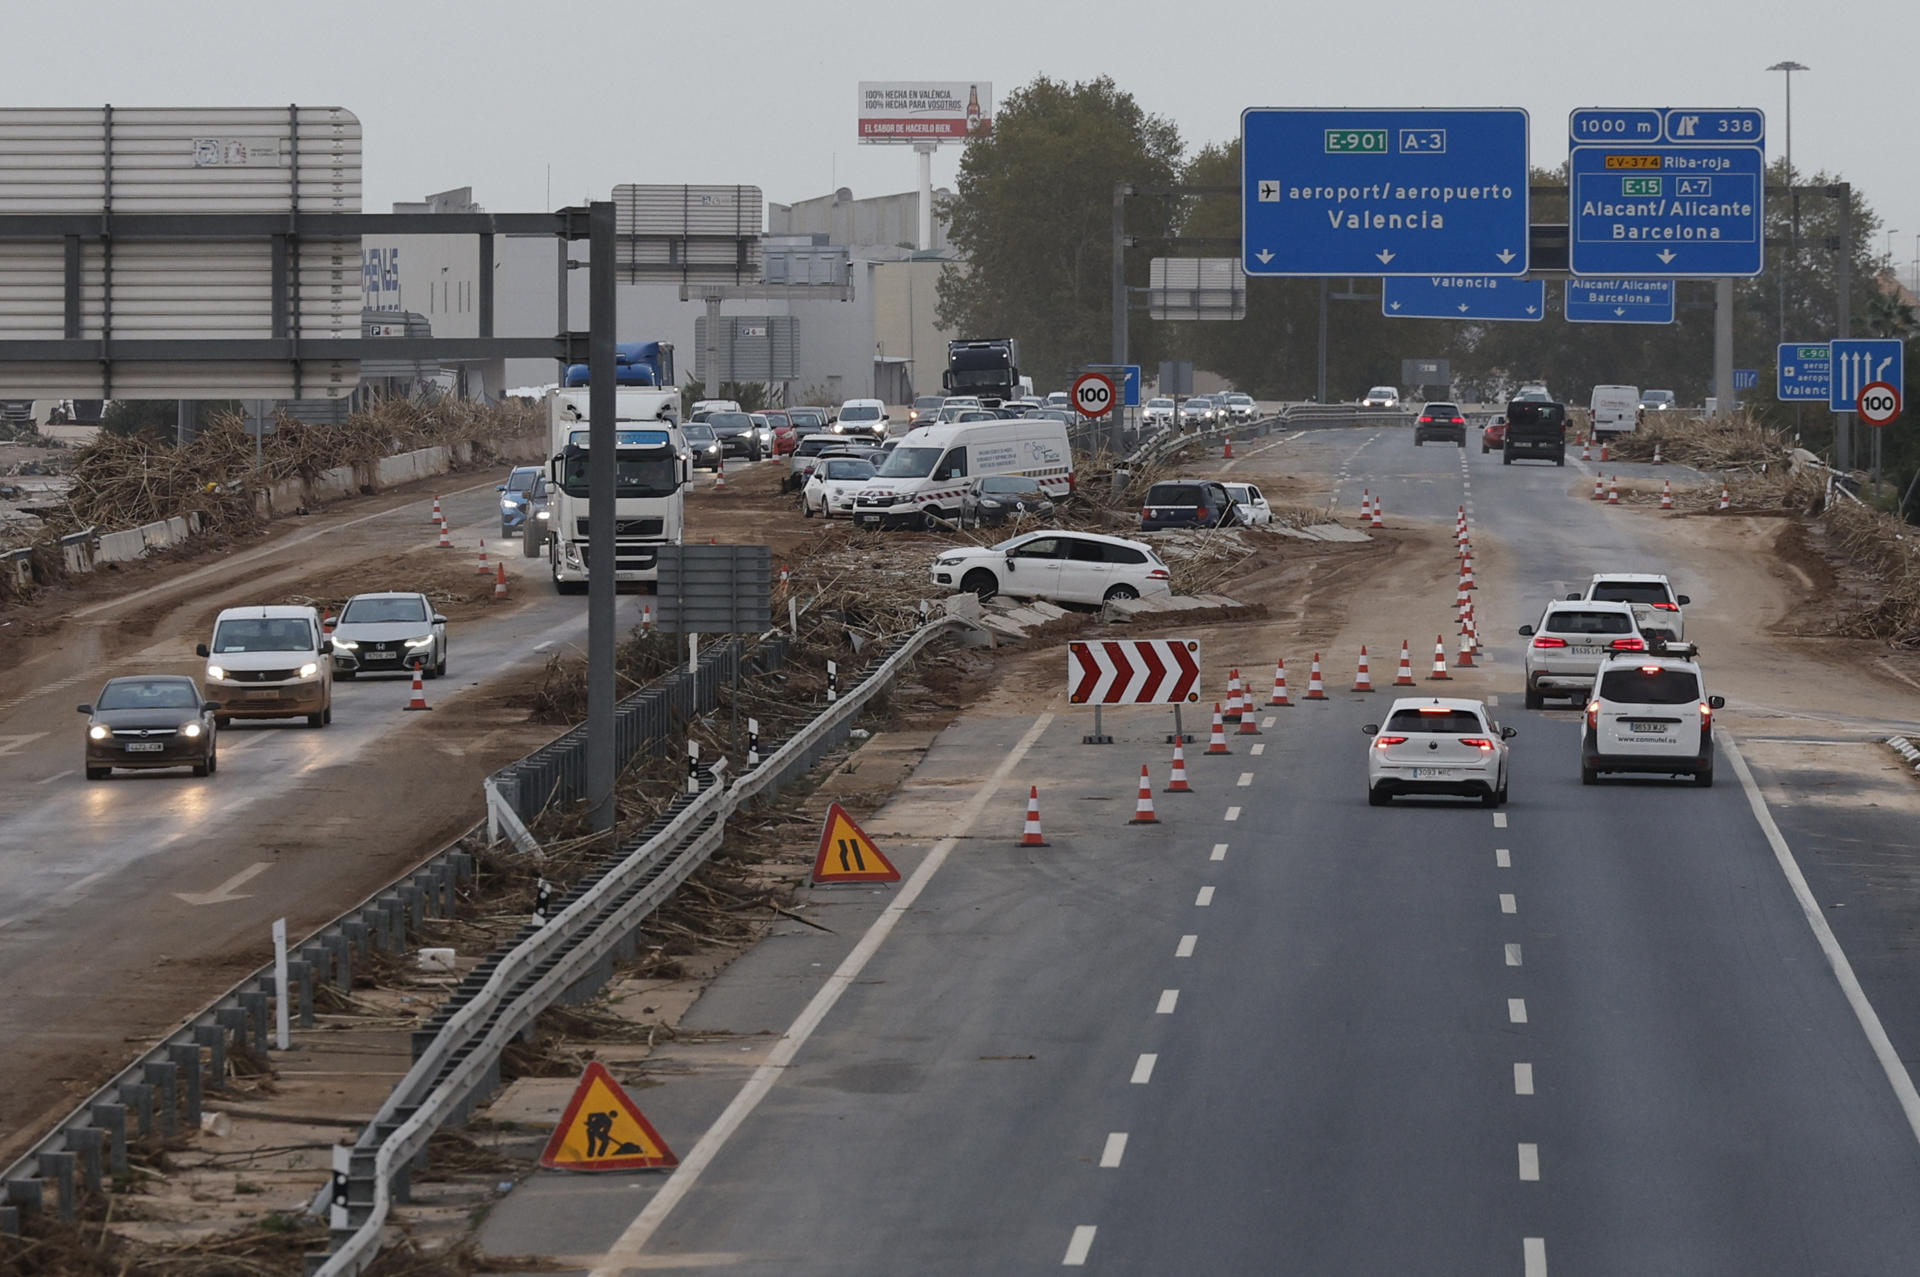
[587,200,617,838]
[914,143,936,252]
[1111,183,1128,369]
[1835,182,1853,472]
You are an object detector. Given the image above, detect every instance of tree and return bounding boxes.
[937,76,1183,393]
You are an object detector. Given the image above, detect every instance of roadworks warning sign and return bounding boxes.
[539,1060,678,1172]
[810,801,900,884]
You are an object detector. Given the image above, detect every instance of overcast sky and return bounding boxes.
[9,0,1918,280]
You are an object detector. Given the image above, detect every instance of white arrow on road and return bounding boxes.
[1255,249,1274,264]
[1656,250,1677,264]
[1376,249,1395,265]
[175,861,273,907]
[1496,249,1516,264]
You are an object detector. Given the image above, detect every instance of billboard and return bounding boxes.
[857,82,992,144]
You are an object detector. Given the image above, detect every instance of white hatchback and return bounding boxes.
[802,455,877,519]
[1223,482,1273,525]
[1363,697,1515,807]
[1581,652,1722,786]
[929,531,1173,606]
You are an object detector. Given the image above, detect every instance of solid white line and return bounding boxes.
[1176,934,1197,958]
[1157,989,1179,1014]
[1518,1143,1540,1181]
[1236,772,1253,787]
[1524,1237,1548,1276]
[1495,848,1511,868]
[1500,893,1517,914]
[1195,886,1215,907]
[1099,1133,1128,1168]
[582,713,1056,1274]
[1210,842,1227,861]
[1493,812,1508,828]
[1063,1226,1097,1266]
[1250,743,1265,756]
[1514,1062,1534,1095]
[1505,943,1523,967]
[1509,998,1528,1024]
[1223,806,1241,821]
[1131,1054,1157,1084]
[1725,738,1920,1150]
[37,770,73,784]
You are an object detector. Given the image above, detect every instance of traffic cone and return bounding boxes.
[1600,442,1610,463]
[1352,645,1375,692]
[1223,437,1235,460]
[404,670,431,711]
[1370,498,1384,530]
[1304,654,1327,700]
[1456,630,1477,668]
[429,497,443,524]
[715,458,728,490]
[1653,441,1664,464]
[1394,640,1417,686]
[1461,559,1476,591]
[1359,489,1372,521]
[1581,439,1591,461]
[1019,786,1049,847]
[477,539,491,575]
[1237,699,1262,735]
[1223,669,1245,722]
[1205,703,1232,754]
[1660,480,1673,510]
[494,562,508,599]
[1129,765,1160,824]
[1427,635,1452,681]
[1268,658,1291,706]
[1166,742,1194,793]
[1591,475,1605,500]
[779,565,790,592]
[1607,476,1620,505]
[1719,483,1731,511]
[320,610,335,634]
[641,602,654,629]
[437,520,452,549]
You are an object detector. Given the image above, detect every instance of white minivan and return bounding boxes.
[1589,385,1640,439]
[853,418,1073,530]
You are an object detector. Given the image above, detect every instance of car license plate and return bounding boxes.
[124,741,165,752]
[1629,721,1669,734]
[366,651,399,661]
[1573,645,1602,656]
[1411,767,1459,779]
[245,689,280,699]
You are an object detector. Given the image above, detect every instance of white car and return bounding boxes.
[1361,386,1400,408]
[330,592,448,679]
[1223,482,1273,525]
[749,412,775,454]
[196,605,334,728]
[930,531,1173,606]
[1573,573,1690,646]
[833,398,890,440]
[802,456,877,519]
[1363,697,1514,807]
[1518,600,1649,710]
[1581,651,1722,787]
[1179,397,1214,427]
[1143,397,1176,427]
[1222,393,1258,423]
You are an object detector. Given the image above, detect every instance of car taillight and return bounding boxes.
[1374,736,1409,748]
[1067,471,1076,492]
[1586,700,1600,729]
[1141,508,1154,519]
[1147,568,1170,580]
[1196,507,1210,520]
[1531,636,1568,648]
[1451,416,1466,425]
[1651,602,1680,611]
[1419,416,1434,424]
[1459,738,1495,751]
[1699,702,1713,724]
[1609,637,1648,652]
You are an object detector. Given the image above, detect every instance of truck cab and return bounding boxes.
[543,388,691,594]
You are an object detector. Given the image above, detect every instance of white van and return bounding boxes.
[1590,385,1640,439]
[852,418,1073,529]
[832,398,890,440]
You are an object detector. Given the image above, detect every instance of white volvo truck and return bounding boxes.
[543,387,690,595]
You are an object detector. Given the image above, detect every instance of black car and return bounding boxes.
[704,411,764,461]
[965,475,1056,527]
[1140,480,1237,531]
[1413,402,1468,446]
[79,675,219,779]
[1502,399,1568,466]
[681,422,725,470]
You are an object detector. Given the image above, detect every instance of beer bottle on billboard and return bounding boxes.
[966,85,983,129]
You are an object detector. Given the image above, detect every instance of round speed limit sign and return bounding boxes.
[1857,380,1902,427]
[1071,372,1116,419]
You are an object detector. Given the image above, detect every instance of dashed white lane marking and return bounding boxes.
[1524,1237,1548,1276]
[1261,715,1276,728]
[1236,772,1253,787]
[1505,944,1523,967]
[1210,843,1227,862]
[1176,935,1197,958]
[1195,886,1215,907]
[1509,998,1529,1024]
[1493,812,1508,828]
[1131,1054,1157,1084]
[1514,1063,1535,1095]
[52,870,107,905]
[1518,1143,1540,1181]
[1495,848,1511,868]
[1223,806,1241,821]
[1157,989,1179,1014]
[534,640,555,652]
[1099,1133,1128,1168]
[1250,743,1266,756]
[1063,1226,1097,1266]
[1500,893,1517,914]
[37,770,73,784]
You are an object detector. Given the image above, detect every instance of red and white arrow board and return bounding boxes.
[1068,639,1202,705]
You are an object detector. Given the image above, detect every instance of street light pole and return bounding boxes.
[1886,228,1900,274]
[1766,60,1808,343]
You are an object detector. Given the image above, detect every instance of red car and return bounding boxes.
[1480,414,1508,454]
[762,411,798,457]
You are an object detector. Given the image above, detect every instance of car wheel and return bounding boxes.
[308,710,325,727]
[1456,437,1465,448]
[1524,686,1543,711]
[1482,441,1490,454]
[1555,453,1566,467]
[803,500,815,519]
[961,568,998,601]
[1414,437,1422,446]
[1105,584,1140,602]
[523,530,543,558]
[1367,786,1391,806]
[1480,788,1501,807]
[85,766,109,781]
[1502,449,1513,465]
[207,747,217,775]
[436,647,448,678]
[500,522,512,538]
[192,754,210,777]
[1695,766,1715,788]
[1581,762,1599,785]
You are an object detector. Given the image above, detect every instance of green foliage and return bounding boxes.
[937,76,1183,393]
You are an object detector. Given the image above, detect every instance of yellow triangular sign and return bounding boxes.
[810,802,900,884]
[539,1061,678,1172]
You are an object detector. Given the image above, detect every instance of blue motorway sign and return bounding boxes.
[1242,108,1530,277]
[1733,369,1758,391]
[1829,339,1904,413]
[1087,364,1142,406]
[1567,107,1765,278]
[1382,276,1544,322]
[1564,278,1675,324]
[1777,343,1830,402]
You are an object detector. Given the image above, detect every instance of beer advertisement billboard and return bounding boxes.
[857,82,992,144]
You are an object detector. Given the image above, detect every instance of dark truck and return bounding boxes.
[1501,399,1568,466]
[944,338,1020,407]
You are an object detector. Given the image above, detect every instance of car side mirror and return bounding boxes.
[1361,724,1378,735]
[1517,625,1535,637]
[1502,726,1518,740]
[1677,594,1691,606]
[1709,695,1726,709]
[433,614,447,625]
[1565,592,1581,600]
[320,639,333,654]
[203,701,222,713]
[496,484,507,492]
[195,642,210,658]
[1004,557,1016,570]
[76,703,92,714]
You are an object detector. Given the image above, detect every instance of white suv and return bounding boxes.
[1363,697,1515,807]
[1581,651,1722,786]
[1143,397,1176,427]
[1574,573,1690,647]
[1518,600,1650,709]
[833,398,890,440]
[1361,386,1400,408]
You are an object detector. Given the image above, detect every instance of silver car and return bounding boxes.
[1517,600,1648,709]
[330,592,448,679]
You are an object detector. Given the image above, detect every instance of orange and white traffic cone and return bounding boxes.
[437,520,452,549]
[494,562,509,599]
[1652,441,1664,465]
[1607,477,1620,505]
[1394,640,1417,686]
[404,670,431,711]
[429,497,443,524]
[320,610,335,634]
[477,540,491,575]
[1129,765,1160,824]
[1719,484,1731,511]
[1237,700,1262,735]
[1460,559,1476,591]
[715,458,728,490]
[1359,489,1372,522]
[1591,475,1605,500]
[1427,635,1452,681]
[779,565,790,592]
[1370,498,1384,530]
[1020,786,1049,847]
[1206,703,1232,754]
[1352,645,1374,692]
[1268,658,1291,706]
[1305,654,1328,700]
[1456,630,1477,668]
[1660,480,1673,510]
[1166,742,1194,793]
[641,602,654,629]
[1223,669,1245,722]
[1581,439,1592,461]
[1600,442,1611,463]
[1223,437,1235,460]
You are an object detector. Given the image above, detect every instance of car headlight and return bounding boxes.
[536,510,550,520]
[181,722,202,738]
[205,665,226,681]
[981,499,1004,508]
[404,636,434,649]
[298,662,319,678]
[88,724,108,740]
[501,498,519,511]
[934,555,967,567]
[331,637,358,650]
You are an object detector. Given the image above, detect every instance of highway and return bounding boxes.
[475,424,1920,1275]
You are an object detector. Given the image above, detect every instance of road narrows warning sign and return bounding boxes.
[810,801,900,884]
[539,1061,678,1172]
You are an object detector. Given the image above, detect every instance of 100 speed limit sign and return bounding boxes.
[1857,381,1902,427]
[1072,372,1116,418]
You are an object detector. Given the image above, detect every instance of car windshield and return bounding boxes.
[842,405,882,421]
[795,436,838,456]
[980,477,1041,495]
[683,424,716,442]
[212,618,313,653]
[1599,667,1700,704]
[1225,485,1252,501]
[1424,404,1460,416]
[876,446,942,479]
[1147,398,1173,409]
[559,453,682,499]
[1642,391,1676,405]
[914,397,944,409]
[505,470,538,492]
[789,410,825,427]
[1590,581,1673,606]
[1386,708,1485,734]
[1369,387,1395,397]
[340,596,428,624]
[97,679,199,710]
[707,412,751,431]
[823,459,875,481]
[1543,610,1634,635]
